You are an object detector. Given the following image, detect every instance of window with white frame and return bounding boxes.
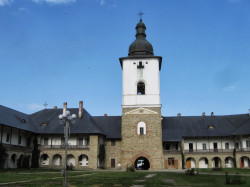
[246,140,249,148]
[225,142,229,149]
[137,122,146,135]
[202,143,206,150]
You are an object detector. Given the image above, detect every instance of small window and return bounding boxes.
[202,143,207,150]
[44,138,49,146]
[137,121,146,135]
[225,143,229,149]
[61,137,65,145]
[137,82,145,95]
[18,136,22,144]
[165,144,170,150]
[111,140,116,146]
[235,142,239,149]
[6,133,10,142]
[246,140,249,148]
[140,127,144,135]
[84,137,90,146]
[137,61,144,69]
[79,138,83,145]
[175,143,178,150]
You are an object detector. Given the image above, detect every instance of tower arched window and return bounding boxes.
[137,122,146,135]
[137,82,145,95]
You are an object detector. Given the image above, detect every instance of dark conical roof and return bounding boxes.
[128,19,154,56]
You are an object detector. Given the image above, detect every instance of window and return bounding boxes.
[18,136,22,144]
[189,143,193,152]
[225,143,229,149]
[61,137,65,145]
[140,127,144,135]
[246,140,249,148]
[137,61,144,69]
[213,143,218,151]
[175,143,178,150]
[137,122,146,135]
[44,138,49,146]
[165,144,170,150]
[137,82,145,95]
[202,143,207,150]
[27,138,30,147]
[84,137,90,146]
[111,158,115,168]
[6,133,10,142]
[111,140,116,146]
[79,138,83,145]
[235,142,239,149]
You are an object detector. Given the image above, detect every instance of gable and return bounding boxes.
[125,107,158,115]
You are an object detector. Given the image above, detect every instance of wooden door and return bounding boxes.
[186,158,191,168]
[174,159,178,169]
[111,158,115,168]
[241,158,244,168]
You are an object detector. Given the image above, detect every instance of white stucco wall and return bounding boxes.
[122,58,161,106]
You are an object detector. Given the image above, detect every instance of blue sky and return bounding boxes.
[0,0,249,117]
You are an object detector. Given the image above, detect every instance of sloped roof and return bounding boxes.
[30,108,105,135]
[0,105,37,132]
[92,116,122,139]
[162,114,250,141]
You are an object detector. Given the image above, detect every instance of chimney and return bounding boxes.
[202,112,206,116]
[79,101,83,118]
[177,113,181,117]
[63,102,67,114]
[211,112,214,116]
[104,113,107,116]
[53,106,57,109]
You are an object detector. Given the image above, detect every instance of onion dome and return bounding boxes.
[128,19,154,56]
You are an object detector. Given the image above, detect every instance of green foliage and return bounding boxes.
[22,156,30,169]
[31,137,40,168]
[185,168,195,175]
[225,172,246,185]
[126,165,135,172]
[0,142,7,169]
[181,151,185,169]
[98,144,105,168]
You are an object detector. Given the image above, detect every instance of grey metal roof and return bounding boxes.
[162,114,250,142]
[92,116,121,139]
[30,108,105,135]
[0,105,37,132]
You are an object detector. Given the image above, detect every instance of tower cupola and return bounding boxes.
[128,19,154,56]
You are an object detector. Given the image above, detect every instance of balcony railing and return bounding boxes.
[184,149,235,153]
[3,143,32,152]
[40,145,89,149]
[163,150,181,154]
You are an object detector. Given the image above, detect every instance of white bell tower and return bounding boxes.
[119,19,162,108]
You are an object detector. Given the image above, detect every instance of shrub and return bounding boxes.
[66,163,73,170]
[126,165,135,172]
[185,168,195,175]
[212,167,222,171]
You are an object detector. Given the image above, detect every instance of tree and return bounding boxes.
[0,143,7,169]
[98,144,105,168]
[31,137,40,168]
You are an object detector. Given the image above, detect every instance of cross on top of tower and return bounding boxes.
[137,10,144,19]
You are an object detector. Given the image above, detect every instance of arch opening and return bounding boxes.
[199,157,208,168]
[134,157,150,170]
[79,154,88,166]
[137,82,145,95]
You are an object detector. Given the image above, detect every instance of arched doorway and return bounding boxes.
[225,157,234,168]
[52,154,62,166]
[10,154,17,168]
[186,157,196,168]
[240,156,250,168]
[212,157,222,168]
[134,157,150,170]
[199,157,208,168]
[79,154,88,167]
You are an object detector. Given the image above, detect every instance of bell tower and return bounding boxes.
[119,19,164,170]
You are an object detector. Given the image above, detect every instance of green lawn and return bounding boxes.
[0,169,250,186]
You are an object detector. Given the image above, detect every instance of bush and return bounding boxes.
[212,167,222,171]
[225,172,246,185]
[126,165,135,172]
[66,163,73,170]
[185,168,195,175]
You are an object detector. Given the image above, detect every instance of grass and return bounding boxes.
[0,169,250,186]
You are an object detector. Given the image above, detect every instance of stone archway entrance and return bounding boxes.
[134,157,150,170]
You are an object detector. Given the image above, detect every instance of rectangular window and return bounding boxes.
[175,143,178,150]
[213,143,218,151]
[225,142,229,149]
[189,143,193,152]
[6,133,10,142]
[202,143,206,150]
[61,137,65,145]
[165,144,170,150]
[246,140,249,148]
[84,137,90,146]
[18,136,22,144]
[44,138,49,146]
[79,138,83,145]
[111,140,116,146]
[235,142,239,149]
[140,127,144,135]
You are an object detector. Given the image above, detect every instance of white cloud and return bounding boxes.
[223,86,236,92]
[99,0,106,6]
[31,0,76,5]
[0,0,13,6]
